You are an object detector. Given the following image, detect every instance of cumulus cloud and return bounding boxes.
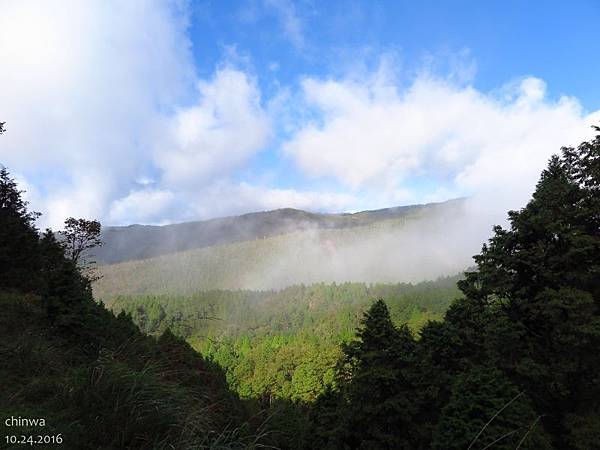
[155,68,270,188]
[283,66,600,213]
[188,182,356,219]
[108,189,177,225]
[0,0,194,228]
[113,181,356,225]
[0,0,275,228]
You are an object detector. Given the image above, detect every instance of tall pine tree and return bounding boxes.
[339,300,417,449]
[0,166,41,291]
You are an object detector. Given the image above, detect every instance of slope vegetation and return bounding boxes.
[96,200,464,264]
[94,199,475,299]
[109,276,462,403]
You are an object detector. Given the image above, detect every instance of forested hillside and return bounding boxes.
[109,277,461,402]
[95,200,464,264]
[106,129,600,449]
[94,201,475,297]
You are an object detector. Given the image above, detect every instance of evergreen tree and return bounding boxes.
[0,163,267,448]
[339,300,417,449]
[0,166,41,291]
[457,128,600,447]
[432,366,551,450]
[309,385,347,450]
[410,297,491,446]
[39,230,92,322]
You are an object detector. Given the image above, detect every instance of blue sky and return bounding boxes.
[188,0,600,108]
[1,0,599,227]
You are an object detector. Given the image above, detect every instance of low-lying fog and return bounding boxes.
[94,197,507,298]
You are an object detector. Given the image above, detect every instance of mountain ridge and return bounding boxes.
[96,198,466,264]
[93,198,473,299]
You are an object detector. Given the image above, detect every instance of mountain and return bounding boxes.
[93,198,478,299]
[95,199,466,264]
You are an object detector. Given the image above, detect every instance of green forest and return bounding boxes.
[108,278,461,403]
[1,128,600,449]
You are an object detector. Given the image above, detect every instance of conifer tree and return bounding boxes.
[39,230,91,322]
[0,166,41,291]
[309,385,347,450]
[432,366,551,450]
[340,299,417,449]
[457,128,600,447]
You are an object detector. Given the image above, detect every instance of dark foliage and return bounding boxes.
[0,166,41,292]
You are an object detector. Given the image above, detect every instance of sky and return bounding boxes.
[1,0,600,228]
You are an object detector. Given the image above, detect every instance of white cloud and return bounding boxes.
[219,182,355,214]
[100,180,355,226]
[108,189,177,225]
[179,181,356,223]
[283,67,600,212]
[0,0,194,228]
[0,0,273,228]
[155,68,271,188]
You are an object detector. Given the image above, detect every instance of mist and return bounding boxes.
[93,197,508,299]
[239,197,503,289]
